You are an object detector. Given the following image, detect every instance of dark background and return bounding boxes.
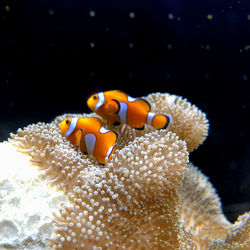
[0,0,249,222]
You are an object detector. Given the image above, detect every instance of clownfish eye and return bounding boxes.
[66,119,70,125]
[93,95,97,100]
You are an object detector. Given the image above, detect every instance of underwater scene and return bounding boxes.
[0,0,249,249]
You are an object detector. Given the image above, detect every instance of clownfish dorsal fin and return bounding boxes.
[133,98,151,112]
[86,117,102,128]
[107,90,128,100]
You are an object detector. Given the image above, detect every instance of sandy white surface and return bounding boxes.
[0,143,68,249]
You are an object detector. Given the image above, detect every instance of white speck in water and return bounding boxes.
[166,73,172,79]
[129,12,135,19]
[206,44,210,50]
[129,43,134,48]
[242,74,248,80]
[244,45,250,51]
[207,14,213,20]
[89,10,95,17]
[167,44,173,50]
[90,42,95,48]
[168,13,174,20]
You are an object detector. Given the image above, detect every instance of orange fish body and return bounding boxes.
[87,90,172,130]
[60,117,118,164]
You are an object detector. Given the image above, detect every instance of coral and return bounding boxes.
[10,122,191,248]
[209,211,250,249]
[146,93,209,152]
[3,92,248,249]
[180,164,231,248]
[0,143,68,249]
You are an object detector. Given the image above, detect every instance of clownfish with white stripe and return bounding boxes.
[87,90,172,130]
[60,117,118,165]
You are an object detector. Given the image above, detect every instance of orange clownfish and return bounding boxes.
[87,90,172,130]
[60,117,118,165]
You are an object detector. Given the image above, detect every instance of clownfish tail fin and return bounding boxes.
[147,112,172,130]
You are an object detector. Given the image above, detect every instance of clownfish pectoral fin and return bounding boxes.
[104,99,120,115]
[133,98,151,112]
[112,99,120,114]
[79,129,88,154]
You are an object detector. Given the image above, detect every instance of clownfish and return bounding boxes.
[60,117,118,165]
[87,90,172,130]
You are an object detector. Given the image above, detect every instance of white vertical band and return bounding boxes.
[106,144,117,159]
[94,92,105,111]
[99,126,109,134]
[85,133,96,154]
[65,117,78,137]
[118,102,128,123]
[127,96,137,102]
[147,112,156,125]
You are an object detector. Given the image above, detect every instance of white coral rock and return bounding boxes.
[0,143,70,249]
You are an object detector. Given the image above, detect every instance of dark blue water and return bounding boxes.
[0,0,249,222]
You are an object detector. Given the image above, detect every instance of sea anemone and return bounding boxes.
[1,92,248,249]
